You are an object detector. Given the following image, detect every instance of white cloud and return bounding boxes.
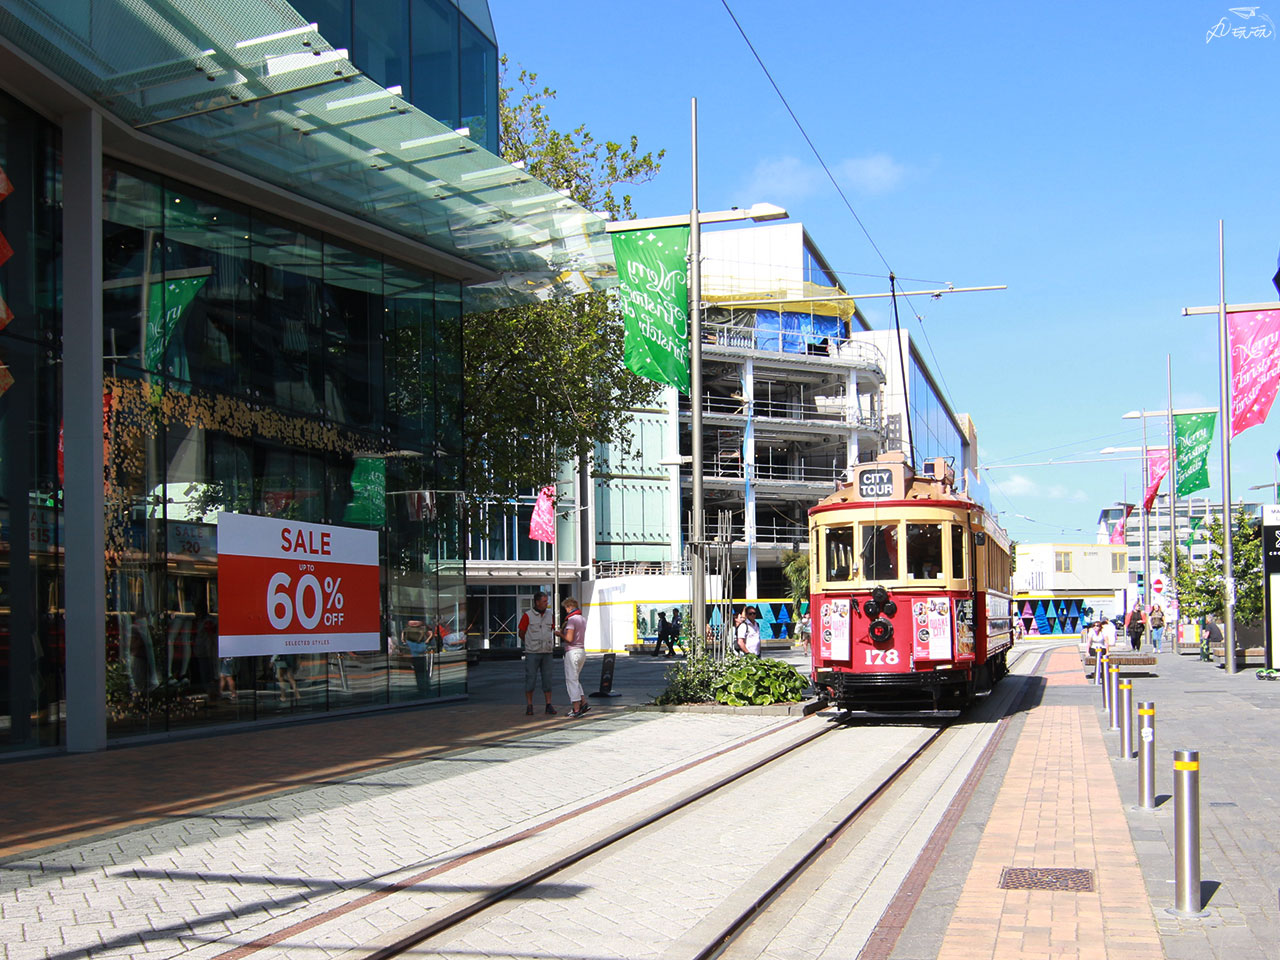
[835,153,906,195]
[739,153,906,205]
[994,473,1088,502]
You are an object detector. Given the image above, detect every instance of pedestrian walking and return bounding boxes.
[735,605,762,656]
[559,597,590,718]
[1124,601,1146,651]
[1201,614,1221,662]
[519,591,556,716]
[653,611,676,657]
[1148,603,1165,653]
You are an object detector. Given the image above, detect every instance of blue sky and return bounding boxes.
[490,0,1280,544]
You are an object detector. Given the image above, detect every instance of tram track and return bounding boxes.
[216,645,1053,960]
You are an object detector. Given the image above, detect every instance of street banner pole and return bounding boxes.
[1141,410,1150,611]
[1167,356,1177,621]
[1217,221,1238,674]
[1263,504,1280,670]
[689,97,707,649]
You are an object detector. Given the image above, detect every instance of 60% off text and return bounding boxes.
[267,563,347,631]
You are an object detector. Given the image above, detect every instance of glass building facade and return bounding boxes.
[0,90,63,750]
[291,0,499,153]
[0,99,474,751]
[908,356,964,469]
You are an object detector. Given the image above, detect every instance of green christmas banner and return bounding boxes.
[145,277,208,373]
[343,456,387,526]
[1185,515,1204,549]
[611,227,690,393]
[1174,411,1216,498]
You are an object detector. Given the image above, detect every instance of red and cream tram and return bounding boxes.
[809,451,1014,711]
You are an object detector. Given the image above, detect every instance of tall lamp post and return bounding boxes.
[606,104,788,647]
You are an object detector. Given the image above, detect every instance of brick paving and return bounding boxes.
[4,645,1278,960]
[936,648,1163,960]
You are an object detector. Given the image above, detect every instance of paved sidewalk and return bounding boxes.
[0,653,680,858]
[1103,646,1280,959]
[936,647,1162,960]
[930,643,1279,960]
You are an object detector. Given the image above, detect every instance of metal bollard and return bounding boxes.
[1108,665,1121,730]
[1099,654,1110,713]
[1169,749,1209,917]
[1137,702,1156,809]
[1119,681,1134,759]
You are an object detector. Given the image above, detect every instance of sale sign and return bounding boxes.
[217,512,380,657]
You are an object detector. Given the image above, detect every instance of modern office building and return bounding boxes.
[574,222,984,649]
[0,0,610,752]
[1098,495,1263,588]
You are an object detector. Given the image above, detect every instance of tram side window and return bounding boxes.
[951,524,965,579]
[860,524,899,580]
[825,527,855,582]
[906,523,943,579]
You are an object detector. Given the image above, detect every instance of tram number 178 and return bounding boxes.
[865,649,901,665]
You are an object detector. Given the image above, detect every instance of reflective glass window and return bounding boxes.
[906,523,943,579]
[354,0,411,92]
[292,0,354,51]
[951,523,966,579]
[860,524,899,581]
[825,526,855,582]
[459,12,498,152]
[411,0,461,128]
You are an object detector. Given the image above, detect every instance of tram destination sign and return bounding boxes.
[857,467,895,500]
[217,513,381,657]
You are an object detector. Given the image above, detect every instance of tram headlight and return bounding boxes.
[862,599,880,619]
[882,600,897,618]
[871,585,889,606]
[868,618,894,643]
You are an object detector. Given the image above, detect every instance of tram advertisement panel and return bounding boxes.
[913,598,953,661]
[217,512,381,656]
[819,598,852,661]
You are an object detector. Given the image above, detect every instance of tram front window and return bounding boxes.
[860,524,899,580]
[906,523,943,579]
[825,527,855,581]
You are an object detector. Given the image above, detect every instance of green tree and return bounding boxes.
[1154,509,1262,623]
[499,56,665,220]
[464,291,659,501]
[780,549,810,610]
[459,59,667,503]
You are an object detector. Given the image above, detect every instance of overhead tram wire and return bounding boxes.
[718,0,968,420]
[718,0,892,274]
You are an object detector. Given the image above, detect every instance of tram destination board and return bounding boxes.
[857,467,895,499]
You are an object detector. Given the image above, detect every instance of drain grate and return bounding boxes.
[998,867,1095,892]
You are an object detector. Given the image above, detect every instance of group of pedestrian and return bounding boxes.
[1085,601,1170,679]
[518,592,592,720]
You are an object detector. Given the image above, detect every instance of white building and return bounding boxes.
[1013,542,1129,636]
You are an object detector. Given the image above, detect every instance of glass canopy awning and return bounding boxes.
[0,0,615,303]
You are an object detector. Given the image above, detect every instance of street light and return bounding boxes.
[1101,444,1150,606]
[606,98,790,649]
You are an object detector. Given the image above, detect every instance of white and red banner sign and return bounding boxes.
[1229,308,1280,438]
[217,512,380,657]
[1143,449,1169,511]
